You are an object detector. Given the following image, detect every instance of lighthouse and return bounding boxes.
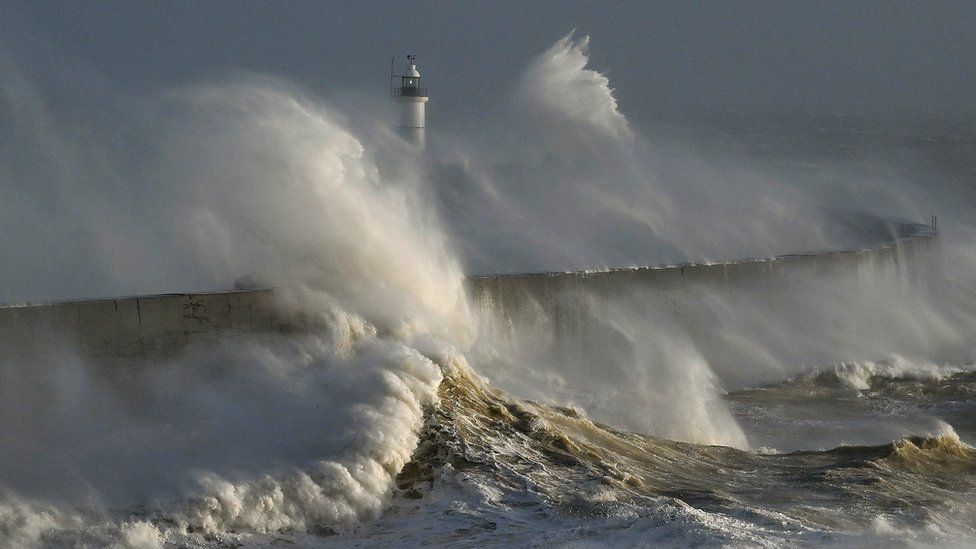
[392,55,429,150]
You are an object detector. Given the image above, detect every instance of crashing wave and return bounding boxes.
[774,356,969,392]
[515,32,632,141]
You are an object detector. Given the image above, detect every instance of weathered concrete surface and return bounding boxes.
[0,289,284,357]
[467,223,940,326]
[0,223,940,357]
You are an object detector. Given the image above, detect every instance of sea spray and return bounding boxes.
[176,319,445,535]
[515,32,632,141]
[473,287,748,447]
[0,78,474,543]
[452,34,976,451]
[434,33,914,277]
[1,30,976,547]
[154,79,473,343]
[0,312,445,544]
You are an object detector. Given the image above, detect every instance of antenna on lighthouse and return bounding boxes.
[392,54,429,150]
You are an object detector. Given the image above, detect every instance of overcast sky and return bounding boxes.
[3,1,975,126]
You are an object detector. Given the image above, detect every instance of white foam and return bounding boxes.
[831,356,964,391]
[515,32,632,141]
[0,79,469,544]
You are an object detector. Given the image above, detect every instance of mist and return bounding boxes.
[429,34,976,451]
[0,69,475,545]
[1,6,976,545]
[2,24,975,454]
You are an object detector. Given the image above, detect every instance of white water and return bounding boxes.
[1,321,445,544]
[447,34,976,453]
[0,75,473,545]
[0,32,975,547]
[827,357,965,391]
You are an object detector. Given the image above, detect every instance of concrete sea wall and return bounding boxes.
[466,222,945,391]
[0,223,940,357]
[468,223,940,326]
[0,289,283,357]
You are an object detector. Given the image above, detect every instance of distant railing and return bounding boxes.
[393,86,427,97]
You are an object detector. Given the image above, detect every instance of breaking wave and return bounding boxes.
[345,360,976,547]
[0,75,475,546]
[515,32,632,141]
[10,350,974,547]
[1,32,976,548]
[788,357,969,391]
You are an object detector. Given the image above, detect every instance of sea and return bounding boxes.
[1,34,975,548]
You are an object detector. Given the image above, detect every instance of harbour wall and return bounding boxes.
[0,223,940,357]
[467,223,940,327]
[0,289,282,358]
[466,222,946,392]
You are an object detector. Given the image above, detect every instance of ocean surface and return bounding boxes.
[2,113,974,548]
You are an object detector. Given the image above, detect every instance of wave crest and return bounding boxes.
[881,433,976,475]
[515,32,632,140]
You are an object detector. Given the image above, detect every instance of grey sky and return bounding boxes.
[3,1,975,126]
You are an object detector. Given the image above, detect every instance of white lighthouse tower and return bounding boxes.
[392,55,429,150]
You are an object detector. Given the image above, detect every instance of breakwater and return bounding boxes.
[468,222,939,327]
[0,289,281,357]
[0,223,939,357]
